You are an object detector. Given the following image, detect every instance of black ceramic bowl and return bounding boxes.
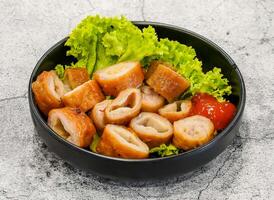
[28,21,245,181]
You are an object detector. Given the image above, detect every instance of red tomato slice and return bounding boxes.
[190,93,236,130]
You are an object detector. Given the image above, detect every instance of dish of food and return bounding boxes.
[29,16,245,180]
[31,16,238,159]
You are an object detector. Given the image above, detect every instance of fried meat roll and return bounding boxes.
[159,100,192,122]
[63,68,89,90]
[90,99,112,132]
[93,61,144,96]
[32,71,65,115]
[141,85,165,112]
[145,61,190,102]
[48,107,96,147]
[105,88,142,124]
[130,112,173,148]
[62,80,105,112]
[96,124,149,159]
[173,115,215,150]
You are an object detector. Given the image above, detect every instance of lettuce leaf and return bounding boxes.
[65,15,232,101]
[90,133,101,153]
[149,144,179,157]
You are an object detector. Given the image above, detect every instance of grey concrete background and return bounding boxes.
[0,0,273,199]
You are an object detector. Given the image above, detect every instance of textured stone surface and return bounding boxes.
[0,0,273,199]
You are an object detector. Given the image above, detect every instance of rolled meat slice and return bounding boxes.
[63,68,89,90]
[32,70,65,115]
[141,85,165,112]
[130,112,173,148]
[173,115,215,150]
[93,61,144,96]
[159,100,192,122]
[62,80,105,112]
[90,99,112,132]
[48,107,96,148]
[145,61,190,102]
[105,88,142,124]
[96,124,149,159]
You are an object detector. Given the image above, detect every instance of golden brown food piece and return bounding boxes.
[63,68,89,90]
[93,61,144,96]
[141,85,165,112]
[145,61,190,102]
[62,80,105,112]
[32,70,65,115]
[159,100,192,122]
[48,107,96,148]
[130,112,173,148]
[96,124,149,159]
[105,88,142,124]
[173,115,215,150]
[90,99,112,132]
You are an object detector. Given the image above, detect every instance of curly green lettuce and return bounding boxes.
[90,133,101,153]
[64,15,232,101]
[150,144,179,157]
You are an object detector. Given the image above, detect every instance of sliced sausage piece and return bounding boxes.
[48,107,96,148]
[130,112,173,148]
[93,61,144,96]
[62,80,105,112]
[63,68,89,90]
[96,124,149,159]
[90,99,112,132]
[159,100,192,122]
[32,71,65,115]
[141,85,165,112]
[173,115,215,150]
[145,61,190,102]
[105,88,142,124]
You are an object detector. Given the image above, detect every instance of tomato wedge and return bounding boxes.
[190,93,236,130]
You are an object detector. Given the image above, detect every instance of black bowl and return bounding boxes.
[28,21,246,181]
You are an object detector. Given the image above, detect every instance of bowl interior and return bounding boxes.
[30,22,245,158]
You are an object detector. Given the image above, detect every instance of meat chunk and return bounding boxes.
[105,88,142,125]
[93,61,144,96]
[31,71,64,115]
[96,124,149,159]
[159,100,192,122]
[145,61,190,102]
[48,107,96,148]
[62,80,105,112]
[172,115,215,150]
[63,68,89,90]
[141,85,165,112]
[130,112,173,148]
[90,99,112,132]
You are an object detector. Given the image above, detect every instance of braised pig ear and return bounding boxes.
[172,115,215,150]
[62,80,105,112]
[141,85,165,112]
[145,61,190,102]
[105,88,142,124]
[130,112,173,148]
[159,100,192,122]
[93,61,144,96]
[48,107,96,148]
[90,100,112,132]
[31,71,65,115]
[96,124,149,159]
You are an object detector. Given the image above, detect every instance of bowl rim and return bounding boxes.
[28,21,246,163]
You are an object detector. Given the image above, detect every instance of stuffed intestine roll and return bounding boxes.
[130,112,173,148]
[93,61,144,96]
[31,71,65,115]
[105,88,142,124]
[96,124,149,159]
[63,68,89,90]
[48,107,96,148]
[141,85,165,112]
[62,80,105,112]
